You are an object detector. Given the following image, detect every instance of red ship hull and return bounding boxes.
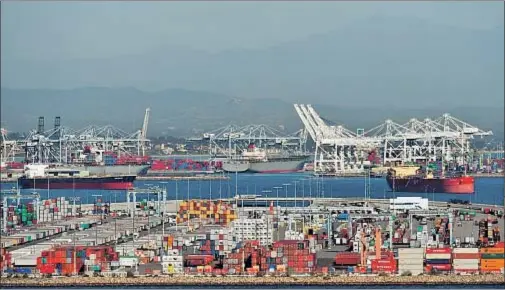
[18,175,135,190]
[386,175,475,194]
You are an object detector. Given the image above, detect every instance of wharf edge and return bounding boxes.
[1,275,505,287]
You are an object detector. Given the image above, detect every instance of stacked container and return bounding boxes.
[84,246,119,272]
[478,217,500,247]
[177,200,237,225]
[162,249,183,274]
[263,240,315,275]
[452,248,479,274]
[1,202,39,231]
[480,246,505,273]
[223,240,263,275]
[368,251,397,274]
[0,247,12,272]
[163,235,175,251]
[334,252,360,267]
[231,217,273,246]
[425,248,452,273]
[103,153,118,166]
[37,246,87,275]
[184,255,214,267]
[208,228,236,256]
[398,248,424,275]
[115,155,150,165]
[37,198,72,223]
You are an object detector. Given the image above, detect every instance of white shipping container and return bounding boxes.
[398,259,424,266]
[398,264,424,270]
[453,264,479,270]
[426,253,451,260]
[453,248,479,253]
[453,259,479,266]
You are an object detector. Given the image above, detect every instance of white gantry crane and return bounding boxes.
[18,109,152,164]
[1,128,20,165]
[294,104,380,175]
[294,104,493,175]
[140,108,151,156]
[198,124,305,159]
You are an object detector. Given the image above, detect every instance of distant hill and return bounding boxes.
[1,87,502,140]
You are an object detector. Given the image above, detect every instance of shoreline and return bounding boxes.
[1,275,504,287]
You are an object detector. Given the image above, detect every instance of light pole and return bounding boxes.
[282,183,291,207]
[273,186,282,209]
[262,190,273,245]
[160,182,169,237]
[91,194,102,246]
[293,181,299,208]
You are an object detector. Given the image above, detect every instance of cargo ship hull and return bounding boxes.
[17,175,136,190]
[222,161,250,173]
[248,158,309,173]
[386,175,475,194]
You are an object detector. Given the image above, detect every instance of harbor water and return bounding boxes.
[1,173,503,206]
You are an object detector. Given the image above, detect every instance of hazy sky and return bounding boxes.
[2,1,503,61]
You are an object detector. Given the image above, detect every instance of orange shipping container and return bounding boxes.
[480,260,505,269]
[480,248,505,254]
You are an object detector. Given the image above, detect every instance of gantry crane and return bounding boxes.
[140,108,150,156]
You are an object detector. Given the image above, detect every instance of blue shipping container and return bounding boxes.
[337,213,349,220]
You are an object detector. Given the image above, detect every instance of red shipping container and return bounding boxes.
[453,253,480,259]
[426,248,452,254]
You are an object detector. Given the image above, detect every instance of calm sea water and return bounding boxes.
[1,173,503,206]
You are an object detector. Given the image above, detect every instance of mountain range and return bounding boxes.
[1,87,502,140]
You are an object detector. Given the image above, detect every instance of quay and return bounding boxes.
[76,196,505,212]
[1,274,504,287]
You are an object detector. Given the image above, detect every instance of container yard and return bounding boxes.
[1,186,504,288]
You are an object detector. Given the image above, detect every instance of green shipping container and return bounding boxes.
[417,226,423,232]
[481,253,505,259]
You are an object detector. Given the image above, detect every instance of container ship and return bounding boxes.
[17,164,135,190]
[221,144,310,173]
[386,165,475,194]
[64,147,150,176]
[146,158,222,177]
